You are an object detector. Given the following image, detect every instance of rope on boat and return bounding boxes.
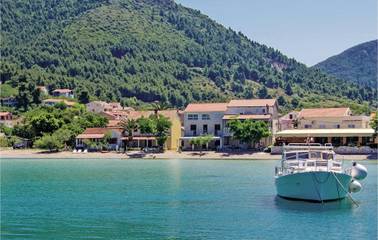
[331,171,359,207]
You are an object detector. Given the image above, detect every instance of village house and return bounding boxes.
[0,112,13,127]
[52,88,74,98]
[180,99,279,150]
[42,99,76,107]
[76,110,182,151]
[86,101,134,119]
[75,128,123,150]
[276,107,374,146]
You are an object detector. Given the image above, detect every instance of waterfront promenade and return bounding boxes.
[0,149,375,160]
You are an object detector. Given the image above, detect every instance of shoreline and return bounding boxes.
[0,149,376,160]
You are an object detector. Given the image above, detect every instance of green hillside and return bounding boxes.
[314,40,377,88]
[0,0,375,113]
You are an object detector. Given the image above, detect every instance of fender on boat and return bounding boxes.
[349,179,362,193]
[351,162,368,180]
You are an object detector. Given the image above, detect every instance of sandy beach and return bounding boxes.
[0,148,375,160]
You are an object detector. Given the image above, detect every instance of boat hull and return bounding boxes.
[275,171,352,202]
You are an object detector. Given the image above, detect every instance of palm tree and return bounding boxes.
[120,118,138,152]
[152,101,169,115]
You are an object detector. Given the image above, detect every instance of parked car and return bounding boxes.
[13,142,27,149]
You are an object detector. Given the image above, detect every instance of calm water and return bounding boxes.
[1,158,377,240]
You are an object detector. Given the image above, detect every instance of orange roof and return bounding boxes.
[76,133,105,139]
[222,114,272,120]
[299,108,350,118]
[227,99,276,107]
[184,103,228,112]
[107,120,121,127]
[76,128,120,139]
[52,88,72,93]
[0,112,11,117]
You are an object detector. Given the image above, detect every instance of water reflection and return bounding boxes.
[274,195,356,212]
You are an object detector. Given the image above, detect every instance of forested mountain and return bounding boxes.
[314,40,377,88]
[0,0,375,113]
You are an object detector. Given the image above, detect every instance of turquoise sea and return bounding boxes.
[1,158,377,239]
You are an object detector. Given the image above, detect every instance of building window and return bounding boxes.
[348,124,355,128]
[335,124,340,129]
[262,109,266,114]
[201,114,210,120]
[188,114,198,120]
[215,124,221,136]
[190,125,197,136]
[319,124,326,129]
[304,124,312,129]
[203,124,208,134]
[289,114,293,120]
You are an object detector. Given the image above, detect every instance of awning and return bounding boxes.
[276,128,374,137]
[222,114,271,120]
[180,136,221,140]
[121,136,156,140]
[76,134,105,139]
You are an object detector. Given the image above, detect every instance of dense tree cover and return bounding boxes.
[7,104,108,148]
[227,119,271,148]
[1,0,376,113]
[314,40,377,87]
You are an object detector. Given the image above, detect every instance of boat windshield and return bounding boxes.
[284,151,334,161]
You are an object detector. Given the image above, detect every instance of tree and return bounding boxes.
[370,112,378,137]
[277,95,286,106]
[154,114,172,149]
[258,86,269,99]
[137,114,172,150]
[189,134,213,154]
[285,84,293,95]
[227,119,270,149]
[78,90,90,104]
[34,134,63,152]
[120,118,138,150]
[29,112,62,136]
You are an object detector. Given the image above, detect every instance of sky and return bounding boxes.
[176,0,377,66]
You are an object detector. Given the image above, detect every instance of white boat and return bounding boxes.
[275,143,367,202]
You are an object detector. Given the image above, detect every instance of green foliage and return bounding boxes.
[154,114,172,148]
[0,0,375,111]
[370,113,378,136]
[11,105,107,148]
[227,119,271,147]
[34,134,64,152]
[120,118,138,143]
[0,83,17,98]
[189,134,213,152]
[137,114,172,148]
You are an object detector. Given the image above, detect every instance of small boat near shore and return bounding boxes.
[275,143,367,202]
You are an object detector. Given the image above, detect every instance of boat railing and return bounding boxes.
[275,158,342,176]
[283,143,333,151]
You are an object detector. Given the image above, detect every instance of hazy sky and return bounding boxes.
[176,0,377,66]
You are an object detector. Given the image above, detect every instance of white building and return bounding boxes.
[52,89,74,98]
[180,99,279,150]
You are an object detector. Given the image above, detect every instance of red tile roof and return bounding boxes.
[0,112,11,117]
[227,99,276,107]
[299,108,350,118]
[76,128,121,139]
[184,103,228,112]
